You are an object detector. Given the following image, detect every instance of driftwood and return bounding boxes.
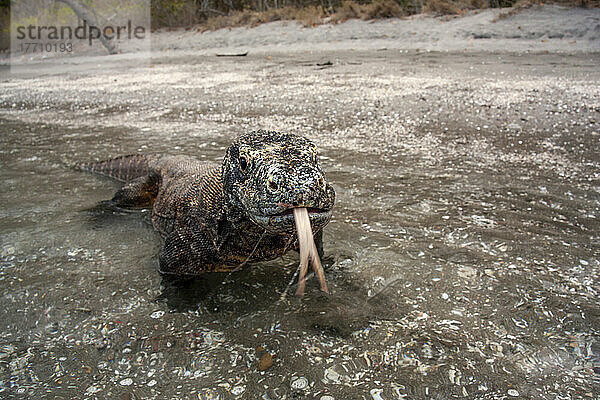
[215,52,249,57]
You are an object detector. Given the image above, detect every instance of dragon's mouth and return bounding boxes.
[250,206,332,232]
[273,207,326,217]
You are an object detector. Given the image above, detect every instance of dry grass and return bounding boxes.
[494,0,597,20]
[330,0,405,23]
[423,0,489,15]
[149,0,600,31]
[423,0,462,14]
[199,0,406,31]
[199,5,327,30]
[494,0,540,19]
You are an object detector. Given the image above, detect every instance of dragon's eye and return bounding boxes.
[239,155,248,172]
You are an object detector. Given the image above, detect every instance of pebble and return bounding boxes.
[458,266,477,280]
[198,389,220,399]
[1,246,15,256]
[231,385,245,395]
[370,388,384,400]
[86,385,101,394]
[120,378,133,386]
[291,377,308,390]
[321,396,335,400]
[508,389,519,397]
[147,379,157,387]
[258,352,273,371]
[324,367,341,383]
[0,345,16,359]
[150,310,165,319]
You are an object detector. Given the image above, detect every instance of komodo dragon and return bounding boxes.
[78,130,336,276]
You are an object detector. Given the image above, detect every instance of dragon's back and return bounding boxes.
[80,153,223,239]
[77,154,159,182]
[147,156,223,238]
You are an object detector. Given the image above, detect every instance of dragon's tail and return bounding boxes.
[76,154,157,182]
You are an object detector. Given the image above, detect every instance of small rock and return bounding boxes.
[1,246,15,256]
[291,377,308,390]
[94,338,108,350]
[0,345,16,359]
[198,389,220,399]
[231,385,245,395]
[120,378,133,386]
[508,389,519,397]
[458,266,477,280]
[324,367,341,383]
[150,311,165,319]
[86,385,102,394]
[370,389,384,400]
[258,353,273,371]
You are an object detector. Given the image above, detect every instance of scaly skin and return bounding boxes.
[78,130,335,275]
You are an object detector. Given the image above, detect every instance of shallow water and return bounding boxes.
[0,51,599,399]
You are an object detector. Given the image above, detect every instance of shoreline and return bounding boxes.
[3,4,599,69]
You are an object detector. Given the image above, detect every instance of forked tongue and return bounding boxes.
[293,207,329,296]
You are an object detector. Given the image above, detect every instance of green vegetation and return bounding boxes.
[0,0,7,50]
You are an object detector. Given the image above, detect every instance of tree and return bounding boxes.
[55,0,118,54]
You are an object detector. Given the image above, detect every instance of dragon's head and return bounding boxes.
[222,130,335,233]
